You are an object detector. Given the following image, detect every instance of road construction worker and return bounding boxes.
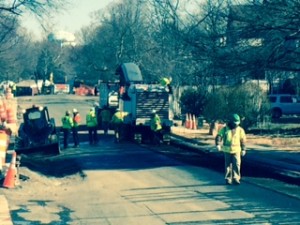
[100,105,111,135]
[72,108,81,147]
[111,109,129,142]
[93,102,101,127]
[86,107,98,145]
[160,77,172,94]
[150,110,163,145]
[61,110,74,149]
[215,113,247,185]
[11,83,17,96]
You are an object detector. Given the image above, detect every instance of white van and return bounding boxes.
[268,94,300,118]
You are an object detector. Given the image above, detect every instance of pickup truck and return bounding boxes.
[268,94,300,118]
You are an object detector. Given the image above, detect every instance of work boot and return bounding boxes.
[233,179,240,185]
[225,179,232,185]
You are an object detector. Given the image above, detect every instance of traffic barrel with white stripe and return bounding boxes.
[0,130,9,171]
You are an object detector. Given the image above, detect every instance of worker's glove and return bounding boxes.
[216,145,221,152]
[241,150,246,157]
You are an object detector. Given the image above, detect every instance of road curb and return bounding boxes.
[0,195,13,225]
[170,133,300,184]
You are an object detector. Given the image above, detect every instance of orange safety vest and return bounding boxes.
[73,113,81,127]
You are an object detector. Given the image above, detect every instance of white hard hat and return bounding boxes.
[73,108,78,113]
[152,110,156,114]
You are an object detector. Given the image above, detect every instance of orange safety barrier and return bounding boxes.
[79,88,85,95]
[5,88,13,99]
[75,87,85,96]
[6,88,13,99]
[6,93,14,99]
[0,101,6,122]
[6,107,17,124]
[5,88,11,94]
[0,130,9,171]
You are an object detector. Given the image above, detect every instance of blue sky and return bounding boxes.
[22,0,113,39]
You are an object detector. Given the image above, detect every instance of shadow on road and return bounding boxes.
[18,134,182,178]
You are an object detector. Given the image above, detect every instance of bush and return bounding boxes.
[203,83,270,130]
[180,87,208,116]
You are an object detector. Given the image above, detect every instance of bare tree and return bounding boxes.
[0,0,64,17]
[0,0,66,82]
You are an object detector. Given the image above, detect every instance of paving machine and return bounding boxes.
[15,105,60,155]
[115,62,173,143]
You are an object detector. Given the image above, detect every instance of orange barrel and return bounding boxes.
[6,107,17,124]
[0,130,9,171]
[0,102,7,122]
[5,88,12,94]
[79,87,84,96]
[74,88,79,95]
[5,92,13,99]
[76,88,80,95]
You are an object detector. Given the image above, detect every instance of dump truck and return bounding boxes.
[15,105,60,155]
[97,63,173,143]
[116,62,173,143]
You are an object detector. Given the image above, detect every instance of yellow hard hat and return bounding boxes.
[160,78,170,86]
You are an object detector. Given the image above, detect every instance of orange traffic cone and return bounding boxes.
[3,152,17,188]
[188,114,193,129]
[191,114,197,130]
[185,113,190,129]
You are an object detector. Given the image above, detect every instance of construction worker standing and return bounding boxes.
[12,83,17,96]
[61,111,73,149]
[86,108,98,145]
[100,105,111,135]
[72,108,81,147]
[215,113,247,185]
[93,102,101,128]
[150,110,162,145]
[160,77,172,94]
[111,109,129,142]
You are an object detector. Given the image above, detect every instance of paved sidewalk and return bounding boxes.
[0,195,13,225]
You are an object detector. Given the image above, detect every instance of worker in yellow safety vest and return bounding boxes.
[160,77,173,93]
[86,108,98,145]
[61,111,74,149]
[150,110,163,145]
[215,113,247,185]
[111,109,129,142]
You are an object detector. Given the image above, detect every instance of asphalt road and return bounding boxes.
[17,94,99,127]
[0,94,299,225]
[2,136,300,224]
